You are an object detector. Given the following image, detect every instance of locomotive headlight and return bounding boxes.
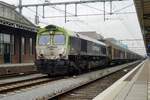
[38,49,45,59]
[58,47,65,54]
[39,49,45,55]
[60,48,65,53]
[57,48,66,59]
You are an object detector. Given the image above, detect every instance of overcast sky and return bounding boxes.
[2,0,147,56]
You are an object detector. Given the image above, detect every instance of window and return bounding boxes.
[29,38,33,55]
[21,37,25,55]
[39,35,50,45]
[0,33,11,55]
[11,35,14,55]
[81,39,87,52]
[0,34,3,55]
[3,34,10,43]
[0,44,3,55]
[54,35,65,45]
[0,34,2,42]
[101,46,106,55]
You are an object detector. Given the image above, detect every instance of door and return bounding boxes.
[4,43,10,63]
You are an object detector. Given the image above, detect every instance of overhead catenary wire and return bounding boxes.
[24,7,50,25]
[81,3,110,13]
[30,0,95,30]
[109,2,146,54]
[113,3,134,13]
[17,0,146,55]
[20,0,135,20]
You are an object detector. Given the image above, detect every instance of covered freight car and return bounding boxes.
[105,38,142,64]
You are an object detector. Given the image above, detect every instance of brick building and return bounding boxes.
[0,1,37,64]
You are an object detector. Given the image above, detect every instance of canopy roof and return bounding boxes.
[0,1,36,32]
[134,0,150,32]
[134,0,150,54]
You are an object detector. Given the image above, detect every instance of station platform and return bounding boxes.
[0,63,34,68]
[93,59,149,100]
[0,63,36,76]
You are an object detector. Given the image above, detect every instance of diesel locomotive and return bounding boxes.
[35,25,142,76]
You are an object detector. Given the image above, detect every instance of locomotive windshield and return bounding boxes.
[54,34,65,45]
[39,35,50,45]
[38,34,65,45]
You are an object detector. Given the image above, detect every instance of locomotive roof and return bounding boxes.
[38,25,67,34]
[38,24,106,46]
[77,31,104,40]
[74,32,106,46]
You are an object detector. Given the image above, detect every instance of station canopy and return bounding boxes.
[134,0,150,55]
[0,1,36,32]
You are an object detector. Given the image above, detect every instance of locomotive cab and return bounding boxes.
[35,25,71,75]
[36,32,68,60]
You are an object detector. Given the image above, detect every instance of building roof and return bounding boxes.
[134,0,150,33]
[0,1,16,9]
[0,1,36,32]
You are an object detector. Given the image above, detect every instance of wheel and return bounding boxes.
[69,61,82,75]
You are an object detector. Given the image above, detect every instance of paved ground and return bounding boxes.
[94,59,149,100]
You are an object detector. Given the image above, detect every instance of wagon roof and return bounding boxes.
[105,38,141,56]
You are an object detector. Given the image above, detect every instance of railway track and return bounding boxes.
[50,61,142,100]
[0,78,49,93]
[0,72,38,80]
[0,74,59,94]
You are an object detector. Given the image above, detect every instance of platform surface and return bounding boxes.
[0,63,34,67]
[93,59,149,100]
